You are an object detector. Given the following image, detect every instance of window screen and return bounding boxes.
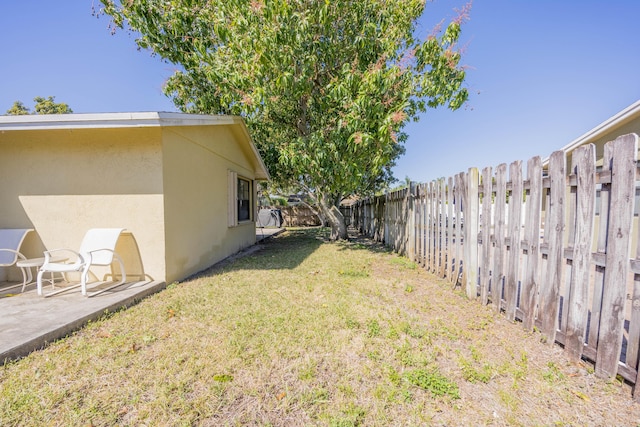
[237,177,251,222]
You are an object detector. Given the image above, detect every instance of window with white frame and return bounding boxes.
[237,177,251,222]
[228,170,253,226]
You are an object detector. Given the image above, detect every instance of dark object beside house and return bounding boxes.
[258,209,283,228]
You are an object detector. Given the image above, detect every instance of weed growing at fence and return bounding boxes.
[543,362,566,384]
[0,228,638,426]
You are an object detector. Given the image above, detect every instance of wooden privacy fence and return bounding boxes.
[351,133,640,400]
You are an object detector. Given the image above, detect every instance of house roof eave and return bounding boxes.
[0,111,270,180]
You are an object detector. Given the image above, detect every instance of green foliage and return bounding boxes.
[458,353,494,384]
[328,403,367,427]
[5,101,30,115]
[542,362,565,384]
[101,0,469,237]
[212,374,233,383]
[338,268,370,278]
[403,368,460,399]
[32,96,73,114]
[388,254,417,269]
[366,319,381,338]
[5,96,73,115]
[269,196,288,207]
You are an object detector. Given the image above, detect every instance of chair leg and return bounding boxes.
[87,255,127,298]
[116,254,126,286]
[18,265,33,293]
[22,266,33,293]
[80,265,91,296]
[36,269,44,296]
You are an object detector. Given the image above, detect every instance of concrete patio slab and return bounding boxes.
[0,227,285,364]
[256,227,285,242]
[0,280,166,363]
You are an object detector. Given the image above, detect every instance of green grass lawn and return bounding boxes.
[0,228,637,426]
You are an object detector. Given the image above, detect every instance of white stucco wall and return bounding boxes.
[161,125,257,282]
[0,127,167,282]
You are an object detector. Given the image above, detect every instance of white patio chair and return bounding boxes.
[37,228,127,297]
[0,229,34,292]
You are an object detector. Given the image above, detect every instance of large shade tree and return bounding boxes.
[102,0,469,239]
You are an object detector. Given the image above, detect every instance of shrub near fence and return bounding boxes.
[350,133,640,400]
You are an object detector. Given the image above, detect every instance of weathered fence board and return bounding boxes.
[492,164,507,312]
[629,191,640,384]
[435,180,443,276]
[446,177,455,282]
[429,181,437,272]
[521,156,542,331]
[633,216,640,402]
[480,166,493,305]
[465,168,480,299]
[587,144,611,356]
[454,174,463,283]
[538,150,565,344]
[564,144,596,362]
[505,161,523,321]
[595,134,637,379]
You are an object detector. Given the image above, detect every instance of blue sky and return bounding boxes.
[2,1,639,184]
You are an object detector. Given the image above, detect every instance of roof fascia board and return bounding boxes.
[0,112,241,131]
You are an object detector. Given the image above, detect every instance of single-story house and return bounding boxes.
[0,112,269,284]
[540,99,640,251]
[542,99,640,168]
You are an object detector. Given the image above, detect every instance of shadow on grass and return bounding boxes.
[191,227,394,279]
[249,227,393,269]
[189,227,327,277]
[335,231,392,255]
[188,227,393,279]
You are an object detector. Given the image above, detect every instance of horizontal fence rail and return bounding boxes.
[350,133,640,400]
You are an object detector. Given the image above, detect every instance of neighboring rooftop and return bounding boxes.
[542,99,640,167]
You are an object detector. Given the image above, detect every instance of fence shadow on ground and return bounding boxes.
[334,229,395,255]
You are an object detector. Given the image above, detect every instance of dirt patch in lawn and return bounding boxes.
[0,227,638,426]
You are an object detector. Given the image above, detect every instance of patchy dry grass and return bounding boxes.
[0,228,639,426]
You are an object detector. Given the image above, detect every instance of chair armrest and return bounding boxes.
[0,249,26,267]
[43,248,84,267]
[85,248,118,266]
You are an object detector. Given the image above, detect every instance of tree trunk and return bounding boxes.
[328,205,348,240]
[319,198,348,241]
